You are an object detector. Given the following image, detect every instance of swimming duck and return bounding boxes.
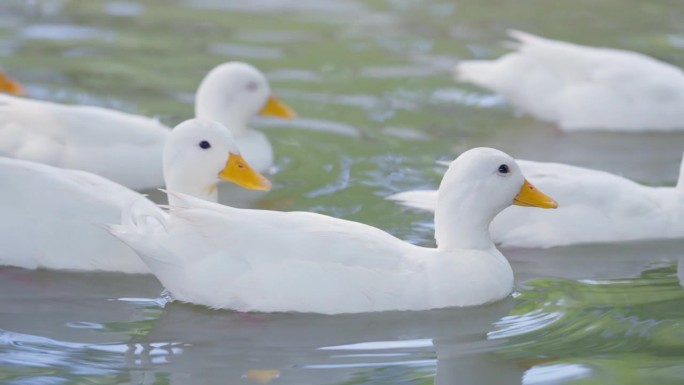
[0,119,270,273]
[457,30,684,131]
[0,62,294,190]
[109,147,557,314]
[389,154,684,248]
[0,71,25,96]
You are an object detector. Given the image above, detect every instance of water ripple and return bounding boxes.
[319,339,433,350]
[208,43,284,60]
[523,363,592,385]
[490,264,684,362]
[257,117,361,138]
[305,156,353,198]
[21,24,117,41]
[0,329,185,376]
[104,1,144,17]
[490,310,564,340]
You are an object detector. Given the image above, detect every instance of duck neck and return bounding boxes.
[196,105,250,137]
[164,173,219,207]
[195,90,250,137]
[434,184,501,252]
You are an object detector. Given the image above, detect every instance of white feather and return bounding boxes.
[0,118,259,273]
[388,157,684,248]
[0,62,293,189]
[0,94,168,189]
[456,30,684,131]
[0,157,155,272]
[108,148,555,314]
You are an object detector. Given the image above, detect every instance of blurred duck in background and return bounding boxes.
[0,62,295,190]
[0,119,270,273]
[457,30,684,131]
[388,153,684,248]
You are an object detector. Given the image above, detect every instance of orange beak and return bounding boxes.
[219,153,272,191]
[513,179,558,209]
[0,71,26,96]
[260,94,296,119]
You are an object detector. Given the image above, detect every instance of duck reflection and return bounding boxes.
[132,297,518,385]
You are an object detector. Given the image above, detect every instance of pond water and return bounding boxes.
[1,0,684,384]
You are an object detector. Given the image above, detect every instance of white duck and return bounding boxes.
[109,147,557,314]
[456,30,684,131]
[0,62,295,190]
[388,154,684,248]
[0,119,270,273]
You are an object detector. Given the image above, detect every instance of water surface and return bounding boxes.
[1,0,684,384]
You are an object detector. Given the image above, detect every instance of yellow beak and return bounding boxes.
[260,94,297,119]
[219,153,272,191]
[0,71,26,96]
[513,179,558,209]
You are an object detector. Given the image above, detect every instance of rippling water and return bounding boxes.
[1,0,684,384]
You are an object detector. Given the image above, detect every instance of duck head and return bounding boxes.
[163,118,271,206]
[435,147,557,251]
[194,62,296,136]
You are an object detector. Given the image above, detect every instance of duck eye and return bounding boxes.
[199,140,211,150]
[246,81,258,91]
[497,164,510,174]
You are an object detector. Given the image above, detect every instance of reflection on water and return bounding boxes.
[3,258,683,384]
[505,238,684,283]
[1,259,684,384]
[491,263,684,385]
[1,0,684,384]
[132,298,516,385]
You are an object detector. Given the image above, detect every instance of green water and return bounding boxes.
[1,0,684,384]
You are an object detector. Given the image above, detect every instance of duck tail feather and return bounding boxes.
[386,190,438,212]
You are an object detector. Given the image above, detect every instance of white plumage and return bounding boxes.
[110,148,558,314]
[0,62,295,190]
[0,119,269,272]
[0,94,169,189]
[0,157,153,272]
[388,155,684,248]
[457,30,684,131]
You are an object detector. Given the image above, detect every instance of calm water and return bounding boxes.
[1,1,684,384]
